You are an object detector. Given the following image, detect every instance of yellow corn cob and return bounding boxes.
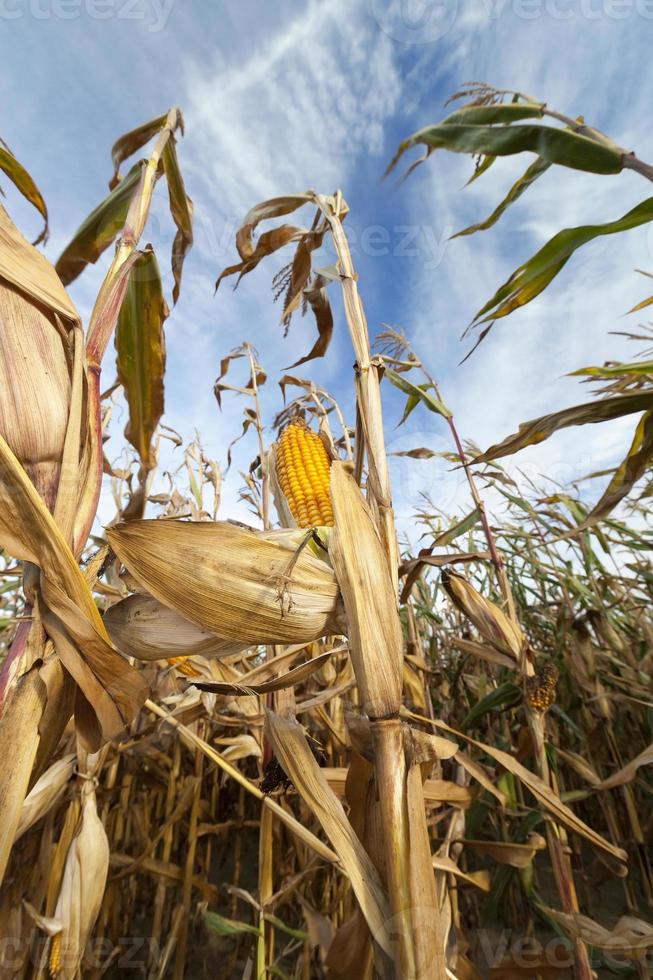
[49,934,62,978]
[525,663,559,713]
[276,421,334,528]
[166,656,201,677]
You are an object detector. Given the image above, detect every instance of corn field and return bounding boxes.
[1,84,653,979]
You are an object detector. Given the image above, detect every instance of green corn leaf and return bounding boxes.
[55,160,145,285]
[264,914,310,941]
[390,122,623,180]
[475,393,653,465]
[472,196,653,329]
[384,367,452,423]
[204,911,260,938]
[584,410,653,524]
[440,103,544,127]
[0,143,49,244]
[461,682,523,730]
[433,507,482,548]
[452,156,551,239]
[465,153,496,186]
[570,360,653,378]
[115,248,167,474]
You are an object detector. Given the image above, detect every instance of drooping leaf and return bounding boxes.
[584,410,653,523]
[452,156,550,239]
[0,434,147,749]
[266,710,392,956]
[110,112,168,188]
[287,274,334,368]
[471,196,653,329]
[389,121,623,181]
[433,719,627,864]
[161,135,193,304]
[433,507,482,547]
[0,143,49,244]
[384,367,452,423]
[204,911,260,938]
[475,393,653,465]
[55,161,144,285]
[115,248,168,473]
[596,739,653,791]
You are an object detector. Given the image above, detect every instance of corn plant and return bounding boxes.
[0,87,652,980]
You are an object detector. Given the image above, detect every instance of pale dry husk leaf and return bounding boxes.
[107,520,342,646]
[14,753,76,842]
[0,436,147,747]
[329,462,402,717]
[265,710,392,956]
[0,204,79,510]
[52,781,110,979]
[104,593,249,661]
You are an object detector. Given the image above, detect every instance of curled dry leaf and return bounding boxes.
[464,834,547,869]
[596,740,653,791]
[432,855,491,892]
[542,908,653,957]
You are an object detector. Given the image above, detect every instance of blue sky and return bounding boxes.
[3,0,653,543]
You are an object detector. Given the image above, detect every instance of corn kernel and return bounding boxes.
[49,934,62,978]
[167,657,201,677]
[276,421,334,527]
[525,663,559,713]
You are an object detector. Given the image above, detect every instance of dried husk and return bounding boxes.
[329,462,402,718]
[14,753,76,842]
[0,204,80,511]
[107,520,343,646]
[0,663,47,884]
[51,780,110,979]
[0,437,148,748]
[104,592,249,661]
[441,569,524,663]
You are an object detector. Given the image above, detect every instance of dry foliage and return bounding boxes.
[0,85,653,980]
